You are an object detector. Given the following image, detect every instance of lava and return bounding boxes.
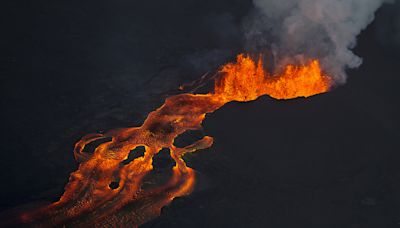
[11,54,331,227]
[215,54,331,101]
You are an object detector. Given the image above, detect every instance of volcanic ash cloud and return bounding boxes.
[245,0,394,84]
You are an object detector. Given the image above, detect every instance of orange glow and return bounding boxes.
[215,54,331,101]
[13,54,331,227]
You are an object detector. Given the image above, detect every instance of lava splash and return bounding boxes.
[12,54,331,227]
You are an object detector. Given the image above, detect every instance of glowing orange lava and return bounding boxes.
[11,54,331,227]
[215,54,331,101]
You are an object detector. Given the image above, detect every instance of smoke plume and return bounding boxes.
[245,0,394,83]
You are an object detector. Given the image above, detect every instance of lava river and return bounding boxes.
[12,54,331,227]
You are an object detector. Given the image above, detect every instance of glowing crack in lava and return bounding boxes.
[17,54,331,227]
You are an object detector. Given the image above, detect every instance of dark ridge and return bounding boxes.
[121,146,146,166]
[153,148,175,170]
[82,137,112,154]
[174,130,204,148]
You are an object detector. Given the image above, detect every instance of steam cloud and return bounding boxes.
[245,0,394,83]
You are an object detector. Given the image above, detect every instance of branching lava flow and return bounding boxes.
[17,54,331,227]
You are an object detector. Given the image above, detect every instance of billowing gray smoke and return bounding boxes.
[245,0,394,83]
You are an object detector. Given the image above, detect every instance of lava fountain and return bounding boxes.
[11,54,331,227]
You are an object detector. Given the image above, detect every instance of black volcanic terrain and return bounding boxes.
[1,1,399,227]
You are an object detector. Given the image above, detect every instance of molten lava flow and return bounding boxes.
[215,54,331,101]
[14,54,331,227]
